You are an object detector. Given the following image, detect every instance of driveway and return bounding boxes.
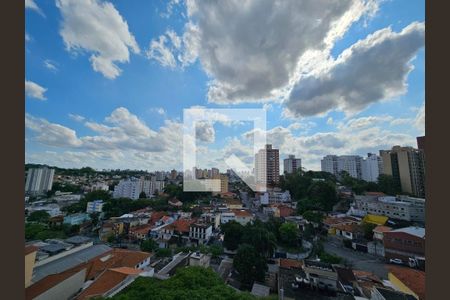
[322,237,388,279]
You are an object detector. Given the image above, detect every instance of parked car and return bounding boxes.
[389,258,403,265]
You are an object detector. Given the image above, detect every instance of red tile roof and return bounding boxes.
[25,245,39,256]
[388,265,426,300]
[231,209,252,217]
[26,267,87,300]
[365,192,386,196]
[76,268,141,300]
[279,206,294,217]
[166,218,197,233]
[150,211,167,224]
[334,223,363,234]
[373,225,392,233]
[130,224,153,235]
[279,258,303,269]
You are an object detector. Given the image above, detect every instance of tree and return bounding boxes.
[139,191,147,199]
[27,210,50,223]
[242,224,276,258]
[233,244,268,288]
[221,221,244,251]
[377,174,401,195]
[209,244,224,258]
[302,211,324,223]
[141,239,158,253]
[279,222,300,247]
[89,212,100,227]
[306,181,338,211]
[362,222,377,241]
[155,248,172,257]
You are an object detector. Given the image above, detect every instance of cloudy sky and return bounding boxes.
[25,0,425,172]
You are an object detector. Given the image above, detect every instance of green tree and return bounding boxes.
[209,244,224,258]
[362,222,377,241]
[233,244,268,288]
[242,224,276,258]
[141,239,158,253]
[27,210,50,223]
[221,221,244,251]
[155,248,172,257]
[302,211,324,223]
[139,191,147,199]
[377,174,401,195]
[306,181,338,211]
[279,222,300,247]
[89,212,100,227]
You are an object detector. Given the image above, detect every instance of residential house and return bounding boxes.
[168,198,183,208]
[189,222,213,245]
[302,260,338,291]
[224,198,243,209]
[231,209,254,225]
[387,266,425,300]
[189,252,211,267]
[334,223,364,240]
[382,227,425,262]
[63,213,91,226]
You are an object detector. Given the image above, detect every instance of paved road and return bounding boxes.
[323,237,388,279]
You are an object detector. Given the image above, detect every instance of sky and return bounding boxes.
[25,0,425,172]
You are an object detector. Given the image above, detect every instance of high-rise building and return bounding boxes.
[321,155,363,179]
[361,153,383,182]
[283,155,302,174]
[255,144,280,186]
[321,155,339,177]
[114,177,166,199]
[416,136,425,152]
[380,146,425,198]
[220,174,229,193]
[25,167,55,194]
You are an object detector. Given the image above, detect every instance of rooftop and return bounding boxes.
[25,245,39,256]
[231,209,252,217]
[32,244,112,283]
[388,265,425,300]
[65,236,92,245]
[374,287,417,300]
[279,258,303,269]
[251,283,271,297]
[391,226,425,239]
[304,259,334,272]
[373,225,392,233]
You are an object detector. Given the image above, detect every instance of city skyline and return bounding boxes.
[26,0,425,172]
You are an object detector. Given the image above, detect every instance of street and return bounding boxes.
[323,237,388,279]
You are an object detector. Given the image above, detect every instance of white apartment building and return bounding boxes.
[189,223,213,245]
[284,155,302,174]
[361,153,383,182]
[90,182,109,192]
[25,167,55,194]
[353,195,425,223]
[113,177,166,199]
[321,155,363,179]
[86,200,104,214]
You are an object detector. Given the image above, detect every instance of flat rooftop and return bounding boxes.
[32,244,112,283]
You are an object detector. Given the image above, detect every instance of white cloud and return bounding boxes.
[414,102,425,134]
[195,121,215,143]
[26,114,82,147]
[160,0,181,19]
[286,22,425,117]
[25,33,31,42]
[327,117,334,125]
[56,0,140,79]
[146,35,177,68]
[25,0,45,17]
[68,114,85,122]
[151,0,378,104]
[25,80,47,100]
[344,115,394,130]
[43,59,58,72]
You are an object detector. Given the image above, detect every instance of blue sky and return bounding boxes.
[25,0,425,171]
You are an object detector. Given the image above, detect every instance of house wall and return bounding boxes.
[34,269,86,300]
[25,251,37,288]
[383,232,425,260]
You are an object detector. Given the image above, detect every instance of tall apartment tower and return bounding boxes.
[361,153,383,182]
[321,155,363,179]
[321,155,339,176]
[380,146,425,198]
[25,167,55,194]
[284,155,302,174]
[255,144,280,186]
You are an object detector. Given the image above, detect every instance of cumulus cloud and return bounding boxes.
[26,108,184,168]
[25,0,45,17]
[25,80,47,100]
[56,0,140,79]
[195,121,215,143]
[149,0,377,104]
[146,35,177,68]
[286,22,425,117]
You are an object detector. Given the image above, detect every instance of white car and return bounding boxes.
[389,258,403,265]
[291,282,299,289]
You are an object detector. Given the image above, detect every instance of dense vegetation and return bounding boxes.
[109,267,266,300]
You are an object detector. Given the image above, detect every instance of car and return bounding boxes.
[291,282,299,289]
[295,276,303,283]
[389,258,403,265]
